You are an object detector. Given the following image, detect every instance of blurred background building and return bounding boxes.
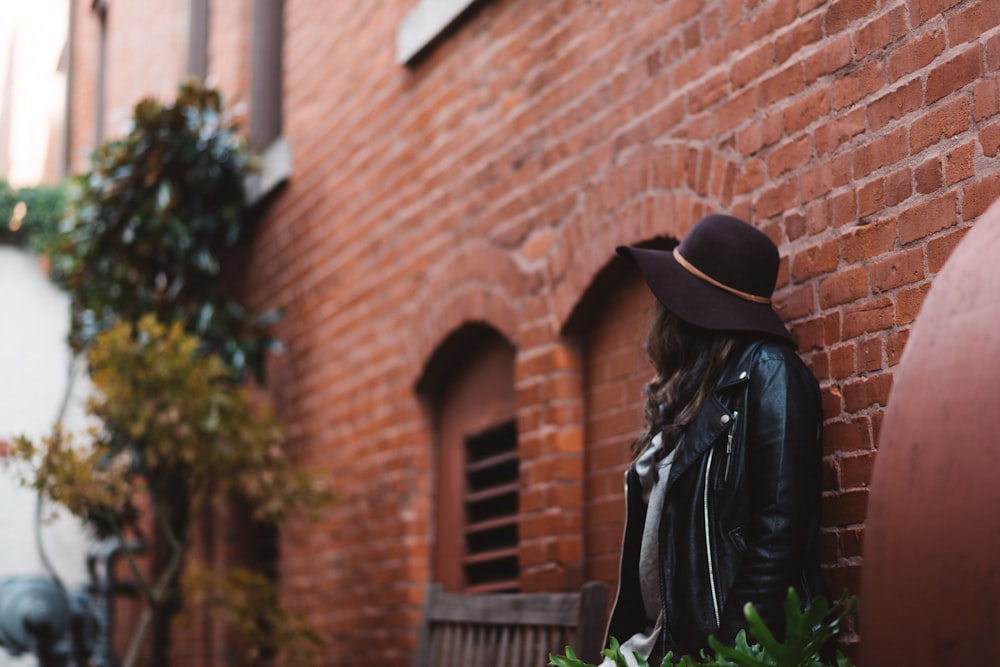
[6,0,1000,664]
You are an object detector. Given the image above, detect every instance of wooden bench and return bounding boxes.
[412,582,609,667]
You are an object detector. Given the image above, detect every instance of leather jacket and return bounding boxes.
[606,339,826,660]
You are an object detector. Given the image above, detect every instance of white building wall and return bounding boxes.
[0,248,93,665]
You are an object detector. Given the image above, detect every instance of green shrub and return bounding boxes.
[550,589,857,667]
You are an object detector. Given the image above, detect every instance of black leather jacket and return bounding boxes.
[606,339,826,660]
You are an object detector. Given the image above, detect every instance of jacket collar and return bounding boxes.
[664,340,762,490]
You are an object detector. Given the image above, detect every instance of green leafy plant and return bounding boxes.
[8,316,329,667]
[0,177,69,253]
[550,589,857,667]
[48,79,274,382]
[6,81,328,667]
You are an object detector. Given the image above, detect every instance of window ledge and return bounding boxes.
[396,0,479,65]
[245,135,292,205]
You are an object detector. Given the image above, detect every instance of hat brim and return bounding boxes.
[617,245,797,348]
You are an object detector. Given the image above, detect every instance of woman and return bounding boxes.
[605,214,825,665]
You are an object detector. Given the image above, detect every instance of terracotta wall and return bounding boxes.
[64,0,1000,664]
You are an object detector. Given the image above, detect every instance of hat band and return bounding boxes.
[672,248,772,304]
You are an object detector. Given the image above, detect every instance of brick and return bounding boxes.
[887,329,911,365]
[825,0,878,35]
[805,34,853,83]
[926,45,983,104]
[854,7,906,59]
[760,62,805,107]
[802,154,852,202]
[785,211,808,240]
[690,71,731,113]
[947,0,1000,45]
[784,85,832,134]
[839,526,865,558]
[928,226,972,272]
[888,28,946,83]
[870,246,925,292]
[831,190,858,228]
[841,216,898,263]
[833,59,885,109]
[792,312,841,351]
[776,14,823,64]
[822,488,869,525]
[732,42,775,88]
[899,191,959,244]
[841,451,877,488]
[867,79,922,131]
[821,383,844,415]
[885,167,913,207]
[915,157,942,194]
[737,113,783,155]
[754,177,797,218]
[853,126,908,178]
[842,372,893,411]
[962,172,1000,221]
[768,134,814,177]
[814,107,866,155]
[774,282,815,320]
[842,297,894,338]
[805,199,833,234]
[820,266,869,308]
[859,336,883,373]
[912,0,964,26]
[825,561,864,598]
[980,120,1000,157]
[823,417,873,455]
[830,342,857,379]
[749,0,798,40]
[973,78,1000,121]
[945,141,976,185]
[736,157,766,194]
[821,458,840,493]
[910,96,970,153]
[897,283,931,324]
[792,238,840,281]
[857,179,885,218]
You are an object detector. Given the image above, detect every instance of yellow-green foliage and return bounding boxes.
[183,564,324,667]
[13,315,328,527]
[7,314,329,666]
[83,314,328,523]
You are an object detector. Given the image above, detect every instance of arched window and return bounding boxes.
[418,324,519,593]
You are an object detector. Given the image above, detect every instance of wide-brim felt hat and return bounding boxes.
[616,214,795,347]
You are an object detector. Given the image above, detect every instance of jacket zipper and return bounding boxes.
[704,448,721,630]
[723,411,739,485]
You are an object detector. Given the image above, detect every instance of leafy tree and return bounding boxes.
[6,81,328,667]
[48,79,276,382]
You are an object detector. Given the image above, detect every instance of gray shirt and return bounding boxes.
[600,432,673,667]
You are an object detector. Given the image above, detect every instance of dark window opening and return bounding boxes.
[463,420,518,593]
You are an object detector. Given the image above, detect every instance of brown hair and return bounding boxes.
[634,302,740,457]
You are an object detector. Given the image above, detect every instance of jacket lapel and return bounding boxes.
[664,342,759,491]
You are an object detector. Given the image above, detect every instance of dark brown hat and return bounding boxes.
[616,214,795,346]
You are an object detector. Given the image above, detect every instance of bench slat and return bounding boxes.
[412,582,608,666]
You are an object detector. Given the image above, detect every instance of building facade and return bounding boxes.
[64,0,1000,664]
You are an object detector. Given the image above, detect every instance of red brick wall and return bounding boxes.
[582,274,654,590]
[66,0,1000,664]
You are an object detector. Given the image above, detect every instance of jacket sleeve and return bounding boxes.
[717,348,823,642]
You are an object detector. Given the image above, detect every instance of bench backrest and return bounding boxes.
[412,582,608,667]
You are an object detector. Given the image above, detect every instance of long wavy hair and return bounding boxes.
[634,302,740,457]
